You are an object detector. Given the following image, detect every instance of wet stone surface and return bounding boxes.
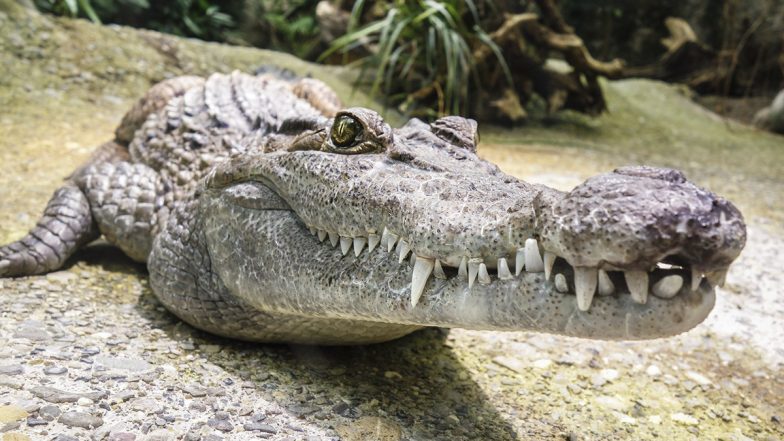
[0,2,783,440]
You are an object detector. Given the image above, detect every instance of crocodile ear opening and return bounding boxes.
[429,116,478,152]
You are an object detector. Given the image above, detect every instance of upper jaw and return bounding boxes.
[303,218,723,320]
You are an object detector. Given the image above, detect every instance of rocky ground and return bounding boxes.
[0,2,782,440]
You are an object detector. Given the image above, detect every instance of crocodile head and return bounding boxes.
[201,107,746,342]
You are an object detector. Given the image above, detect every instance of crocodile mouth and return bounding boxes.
[303,223,721,312]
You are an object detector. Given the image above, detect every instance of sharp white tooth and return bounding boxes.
[652,275,683,299]
[308,226,316,235]
[497,258,513,280]
[554,274,569,293]
[340,236,352,256]
[317,230,327,242]
[597,269,615,296]
[458,256,468,280]
[329,231,339,247]
[353,237,367,256]
[380,227,390,246]
[544,252,556,280]
[515,248,525,276]
[574,267,598,311]
[691,268,702,291]
[397,240,411,263]
[478,263,491,285]
[433,259,446,279]
[625,271,649,304]
[367,233,381,252]
[706,268,728,288]
[410,256,434,307]
[468,258,481,288]
[387,233,399,252]
[525,239,544,272]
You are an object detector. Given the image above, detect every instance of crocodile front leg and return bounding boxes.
[0,183,99,277]
[76,161,167,262]
[0,160,168,276]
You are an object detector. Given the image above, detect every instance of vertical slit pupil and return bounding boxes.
[332,115,362,148]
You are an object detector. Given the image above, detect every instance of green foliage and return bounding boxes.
[34,0,108,23]
[323,0,512,117]
[34,0,238,41]
[252,0,322,59]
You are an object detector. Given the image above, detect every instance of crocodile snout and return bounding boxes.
[535,166,746,310]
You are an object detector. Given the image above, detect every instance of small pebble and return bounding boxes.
[44,366,67,375]
[207,418,233,432]
[600,369,619,381]
[82,346,100,355]
[13,327,51,341]
[26,416,49,426]
[492,356,525,373]
[383,371,402,379]
[107,433,136,441]
[671,412,699,426]
[199,345,221,354]
[533,359,552,369]
[244,422,277,433]
[646,365,661,377]
[685,371,712,386]
[0,364,24,375]
[595,395,625,411]
[181,384,207,397]
[39,405,61,420]
[189,401,207,412]
[58,411,103,429]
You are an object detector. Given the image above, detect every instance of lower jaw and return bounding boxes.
[353,274,717,340]
[286,274,715,340]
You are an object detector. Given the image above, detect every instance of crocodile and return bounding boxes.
[0,71,747,344]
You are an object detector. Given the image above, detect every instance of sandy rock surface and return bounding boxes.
[1,2,782,440]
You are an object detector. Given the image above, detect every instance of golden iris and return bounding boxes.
[330,115,362,148]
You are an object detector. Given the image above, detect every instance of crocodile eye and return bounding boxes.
[330,115,363,148]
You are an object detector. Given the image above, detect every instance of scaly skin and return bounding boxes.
[0,71,747,344]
